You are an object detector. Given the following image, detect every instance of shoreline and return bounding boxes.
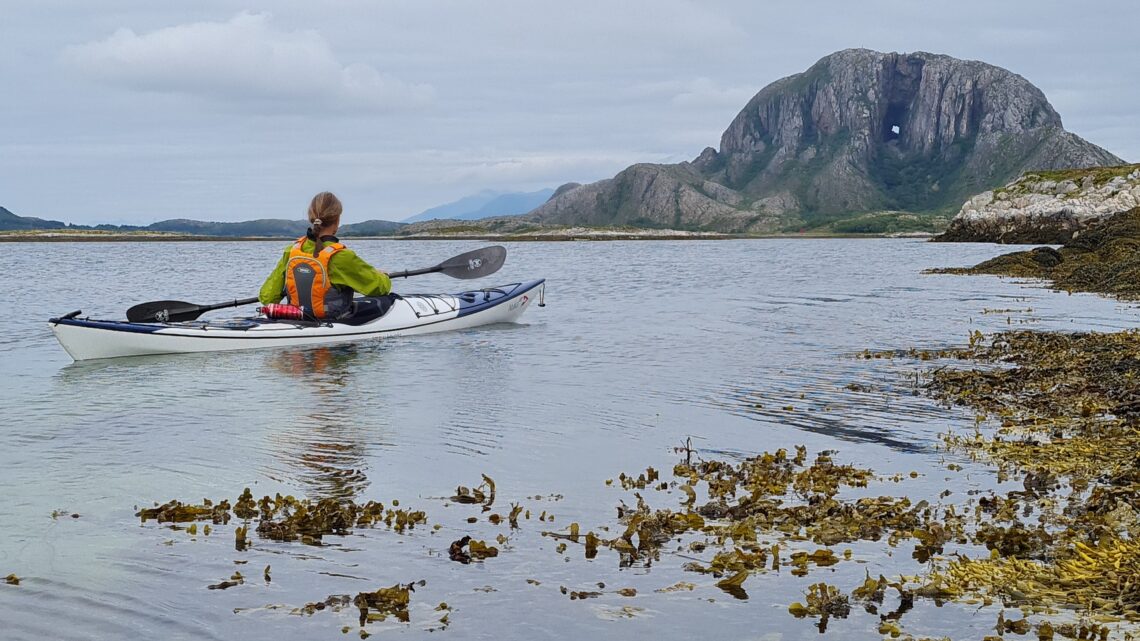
[0,231,936,243]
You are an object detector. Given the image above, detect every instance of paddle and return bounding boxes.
[386,244,506,280]
[126,245,508,323]
[126,297,262,324]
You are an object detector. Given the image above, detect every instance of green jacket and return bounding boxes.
[259,239,392,305]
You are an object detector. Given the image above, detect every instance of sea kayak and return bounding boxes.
[50,279,545,361]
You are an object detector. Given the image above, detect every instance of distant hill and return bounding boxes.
[0,206,404,237]
[403,189,555,223]
[0,206,69,230]
[145,218,311,237]
[340,219,405,236]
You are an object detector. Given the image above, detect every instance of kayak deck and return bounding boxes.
[50,279,544,361]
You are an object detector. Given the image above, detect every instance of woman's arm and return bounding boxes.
[330,249,392,297]
[258,248,290,305]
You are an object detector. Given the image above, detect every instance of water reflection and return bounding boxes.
[264,345,390,501]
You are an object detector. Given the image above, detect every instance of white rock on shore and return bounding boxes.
[937,166,1140,243]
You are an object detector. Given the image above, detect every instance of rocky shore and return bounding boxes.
[932,206,1140,298]
[935,164,1140,244]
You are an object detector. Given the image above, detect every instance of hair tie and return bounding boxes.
[312,218,323,227]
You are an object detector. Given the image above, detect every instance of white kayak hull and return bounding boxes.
[50,279,544,361]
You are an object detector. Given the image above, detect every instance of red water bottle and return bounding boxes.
[260,304,305,320]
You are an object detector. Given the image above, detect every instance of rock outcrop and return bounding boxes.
[550,182,583,199]
[935,164,1140,243]
[528,49,1124,233]
[934,207,1140,299]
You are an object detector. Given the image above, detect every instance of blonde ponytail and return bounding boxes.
[307,192,343,257]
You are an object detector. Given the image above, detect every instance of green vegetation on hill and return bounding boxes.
[995,163,1140,197]
[1021,163,1140,186]
[868,138,976,214]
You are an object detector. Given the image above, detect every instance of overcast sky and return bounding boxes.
[2,1,1136,224]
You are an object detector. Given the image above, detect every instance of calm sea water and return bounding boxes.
[1,239,1137,640]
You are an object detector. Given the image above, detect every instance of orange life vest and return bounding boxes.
[284,237,353,319]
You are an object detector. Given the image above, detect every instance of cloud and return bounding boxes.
[62,12,433,112]
[617,77,757,110]
[300,148,661,188]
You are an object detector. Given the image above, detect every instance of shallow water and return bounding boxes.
[1,239,1137,640]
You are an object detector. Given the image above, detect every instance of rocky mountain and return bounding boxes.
[403,189,555,223]
[528,49,1124,233]
[935,164,1140,243]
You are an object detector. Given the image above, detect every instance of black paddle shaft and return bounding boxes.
[127,297,259,323]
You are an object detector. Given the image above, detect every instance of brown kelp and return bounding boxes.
[136,490,428,545]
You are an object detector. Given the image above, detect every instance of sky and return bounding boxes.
[1,1,1136,224]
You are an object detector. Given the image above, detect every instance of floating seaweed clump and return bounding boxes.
[354,583,414,625]
[255,496,424,544]
[136,498,231,524]
[787,583,851,632]
[451,475,496,509]
[140,491,427,546]
[291,581,422,630]
[579,445,966,607]
[448,536,499,564]
[208,572,245,590]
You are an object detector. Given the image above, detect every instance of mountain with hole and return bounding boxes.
[527,48,1124,234]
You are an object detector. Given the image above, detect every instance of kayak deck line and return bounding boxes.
[49,279,545,361]
[50,281,540,335]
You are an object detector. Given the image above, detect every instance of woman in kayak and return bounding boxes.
[259,192,392,319]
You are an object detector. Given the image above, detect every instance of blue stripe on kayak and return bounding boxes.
[455,279,544,318]
[50,318,165,333]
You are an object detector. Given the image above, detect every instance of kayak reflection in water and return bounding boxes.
[267,345,384,501]
[258,191,393,320]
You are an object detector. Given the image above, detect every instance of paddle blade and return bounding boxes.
[126,300,203,323]
[436,245,506,280]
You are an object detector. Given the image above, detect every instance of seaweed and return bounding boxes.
[130,340,1140,637]
[448,536,499,563]
[931,207,1140,299]
[451,475,496,510]
[136,499,231,524]
[354,583,414,624]
[788,583,851,632]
